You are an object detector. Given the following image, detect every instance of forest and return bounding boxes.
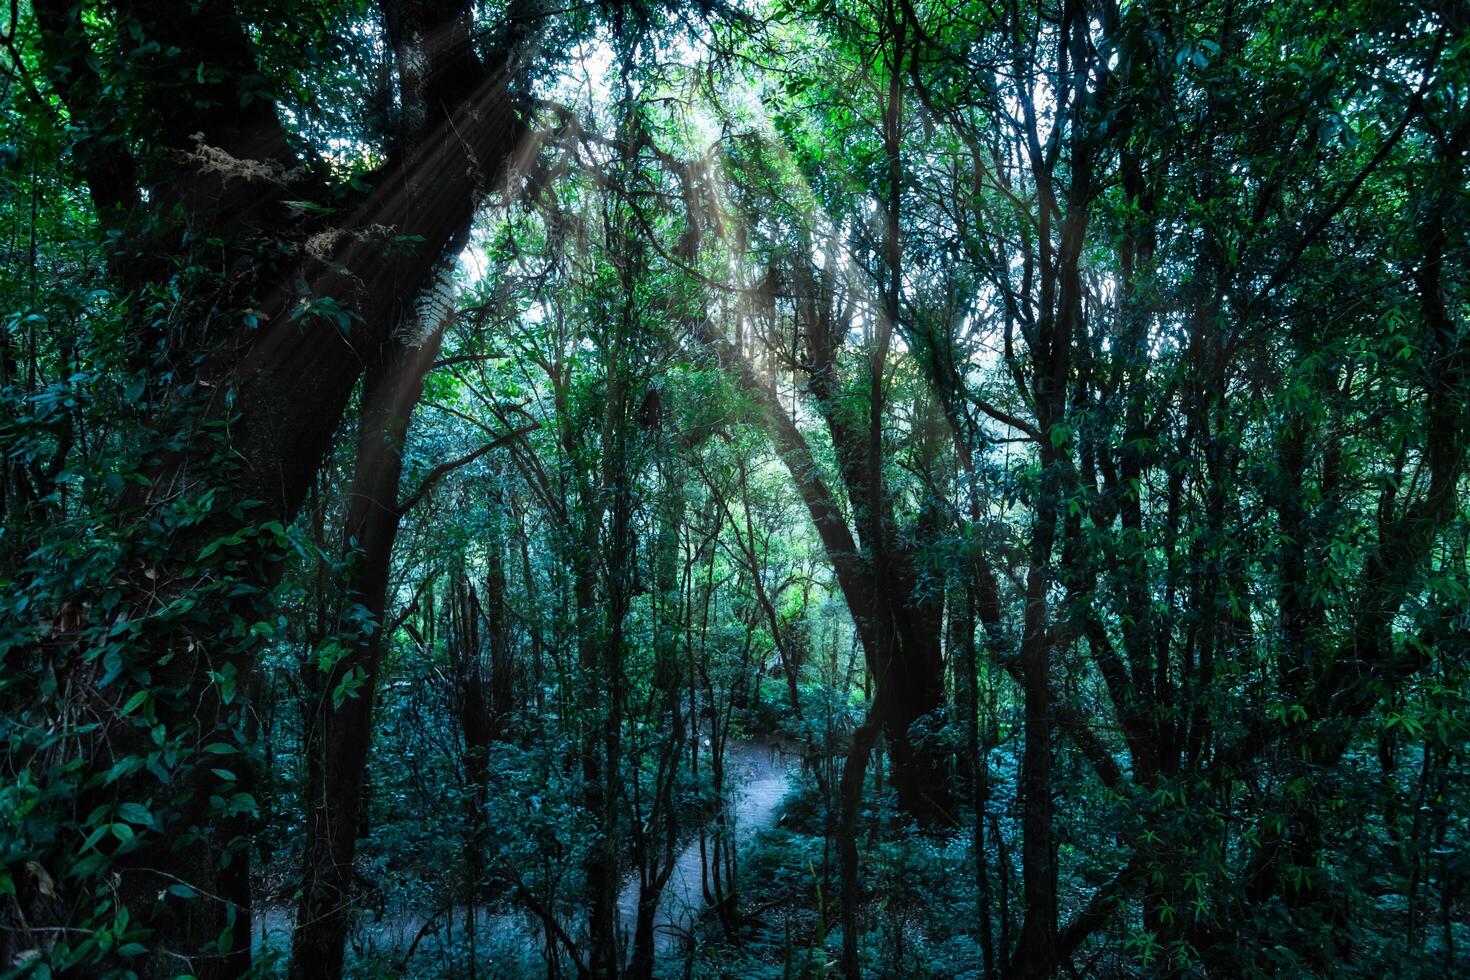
[0,0,1467,977]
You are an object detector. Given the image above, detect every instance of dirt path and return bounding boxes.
[255,739,795,967]
[616,740,794,952]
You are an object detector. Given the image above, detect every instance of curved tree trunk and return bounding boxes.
[22,3,525,972]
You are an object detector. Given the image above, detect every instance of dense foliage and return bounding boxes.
[0,0,1466,977]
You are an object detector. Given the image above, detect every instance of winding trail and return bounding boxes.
[616,740,794,952]
[255,739,795,966]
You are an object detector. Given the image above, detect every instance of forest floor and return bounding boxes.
[252,739,797,974]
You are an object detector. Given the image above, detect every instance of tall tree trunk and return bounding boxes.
[451,575,494,966]
[20,3,525,971]
[952,585,996,977]
[290,329,443,980]
[1012,479,1061,979]
[838,702,884,978]
[627,477,686,979]
[1010,6,1108,969]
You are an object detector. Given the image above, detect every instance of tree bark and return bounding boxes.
[290,329,443,980]
[18,1,527,971]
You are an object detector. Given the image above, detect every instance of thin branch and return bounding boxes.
[970,396,1042,441]
[395,423,539,516]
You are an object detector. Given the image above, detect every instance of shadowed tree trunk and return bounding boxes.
[627,475,686,980]
[291,326,443,980]
[21,1,527,972]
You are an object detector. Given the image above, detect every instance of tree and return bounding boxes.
[3,0,1466,976]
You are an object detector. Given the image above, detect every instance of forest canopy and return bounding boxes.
[0,0,1467,977]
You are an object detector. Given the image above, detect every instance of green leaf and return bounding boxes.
[117,803,153,827]
[120,690,150,717]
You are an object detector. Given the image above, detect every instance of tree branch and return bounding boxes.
[395,423,539,517]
